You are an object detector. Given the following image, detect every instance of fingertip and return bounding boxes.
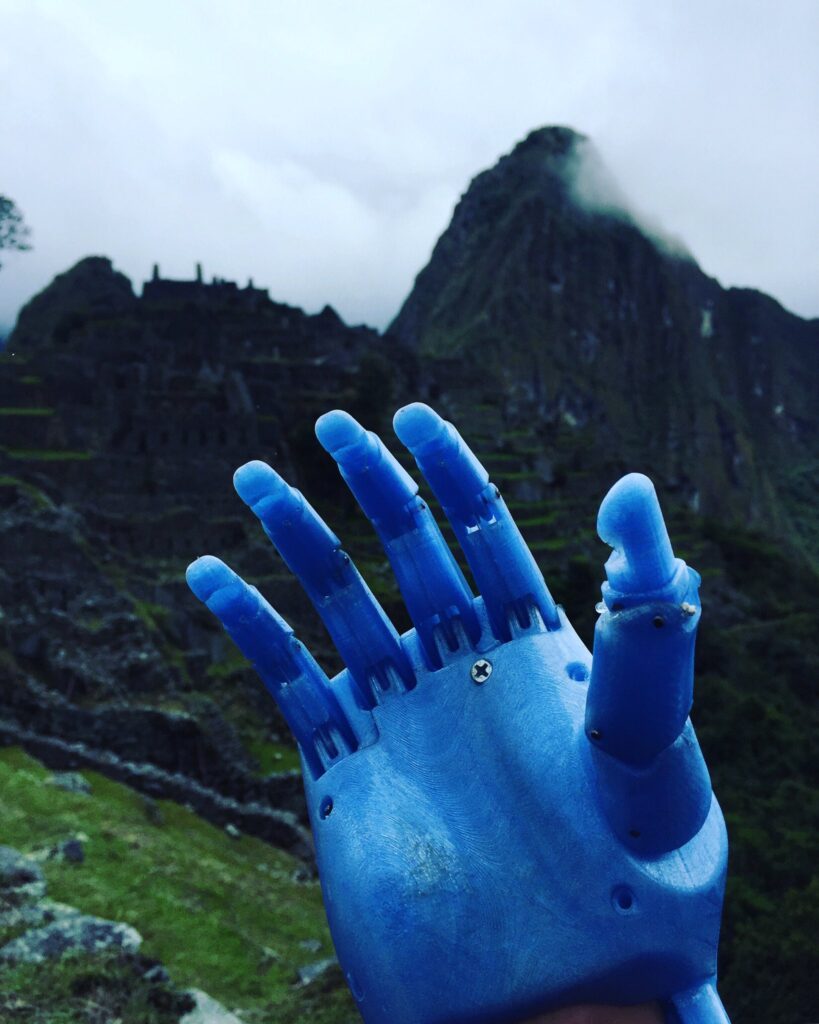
[233,460,284,507]
[597,473,676,594]
[315,409,365,457]
[597,473,657,541]
[186,555,235,602]
[393,402,446,450]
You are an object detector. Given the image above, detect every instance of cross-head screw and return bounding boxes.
[470,659,493,684]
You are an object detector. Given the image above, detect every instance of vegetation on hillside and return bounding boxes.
[0,747,358,1022]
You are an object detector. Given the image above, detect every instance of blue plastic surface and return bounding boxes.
[186,403,730,1024]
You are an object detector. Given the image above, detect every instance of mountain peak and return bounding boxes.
[465,124,592,209]
[509,124,587,158]
[389,126,700,352]
[387,125,819,551]
[11,256,135,349]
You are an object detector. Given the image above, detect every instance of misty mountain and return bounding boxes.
[391,126,819,563]
[0,127,816,1024]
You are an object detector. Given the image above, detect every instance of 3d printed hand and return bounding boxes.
[186,404,729,1024]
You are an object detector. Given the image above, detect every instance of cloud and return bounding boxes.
[1,0,817,337]
[569,138,692,260]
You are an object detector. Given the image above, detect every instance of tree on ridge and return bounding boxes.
[0,195,32,270]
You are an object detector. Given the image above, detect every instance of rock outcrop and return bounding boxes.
[0,913,142,965]
[0,841,223,1022]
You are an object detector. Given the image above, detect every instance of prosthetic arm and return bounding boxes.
[187,403,730,1024]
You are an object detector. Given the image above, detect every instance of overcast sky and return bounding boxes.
[1,0,817,336]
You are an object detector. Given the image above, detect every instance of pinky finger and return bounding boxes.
[186,555,360,778]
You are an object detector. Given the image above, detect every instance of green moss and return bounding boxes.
[248,739,302,774]
[0,748,357,1020]
[515,511,559,528]
[130,599,170,632]
[0,406,54,416]
[0,475,54,509]
[5,449,91,461]
[19,375,42,385]
[205,651,249,680]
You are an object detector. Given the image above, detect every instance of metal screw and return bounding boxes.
[470,659,493,684]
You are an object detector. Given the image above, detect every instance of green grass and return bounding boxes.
[493,469,541,481]
[0,951,194,1024]
[0,747,358,1022]
[514,511,559,528]
[500,429,535,440]
[528,536,571,552]
[506,446,544,456]
[0,475,54,509]
[5,449,92,461]
[0,407,54,416]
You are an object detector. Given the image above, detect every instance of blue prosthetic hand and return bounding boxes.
[186,404,729,1024]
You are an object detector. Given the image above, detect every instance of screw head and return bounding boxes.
[470,659,493,684]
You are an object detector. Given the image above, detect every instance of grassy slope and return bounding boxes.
[0,748,358,1023]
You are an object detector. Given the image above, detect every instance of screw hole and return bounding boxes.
[652,615,665,629]
[589,729,602,741]
[611,885,636,914]
[319,797,333,820]
[566,661,590,683]
[629,828,641,838]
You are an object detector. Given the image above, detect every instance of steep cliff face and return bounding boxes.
[390,127,819,555]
